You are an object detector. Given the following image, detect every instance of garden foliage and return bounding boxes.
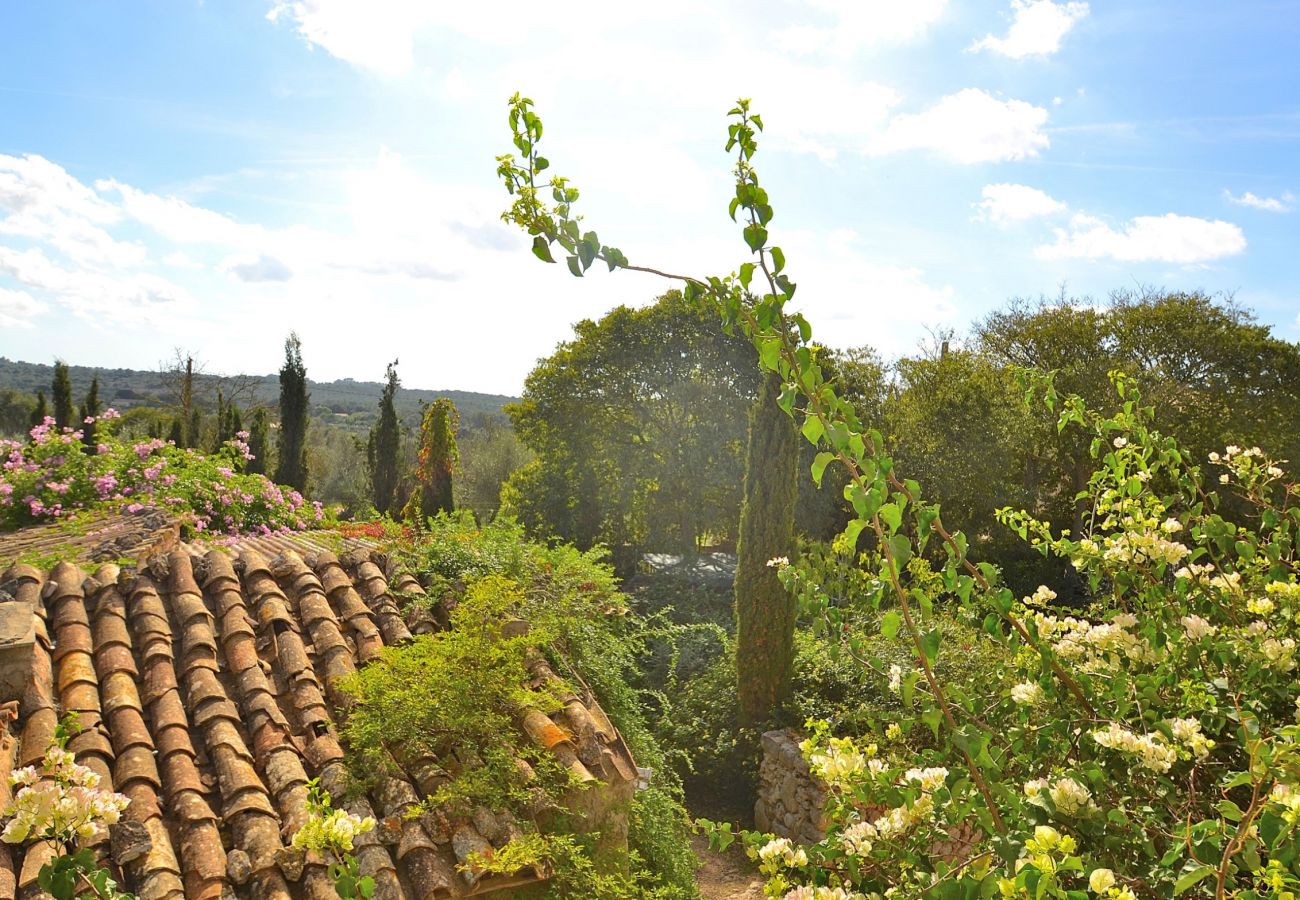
[495,94,1300,898]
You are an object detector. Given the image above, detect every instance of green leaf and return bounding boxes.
[887,533,912,568]
[743,223,767,252]
[758,338,782,371]
[879,502,902,534]
[811,451,835,486]
[881,610,901,639]
[802,416,825,445]
[1173,865,1213,895]
[843,518,866,551]
[770,246,785,273]
[920,626,942,662]
[565,255,584,277]
[739,262,755,288]
[531,235,555,263]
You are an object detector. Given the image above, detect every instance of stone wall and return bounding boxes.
[753,729,826,844]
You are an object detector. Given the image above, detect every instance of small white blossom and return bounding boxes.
[1011,682,1045,706]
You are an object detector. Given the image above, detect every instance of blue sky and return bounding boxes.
[0,1,1296,395]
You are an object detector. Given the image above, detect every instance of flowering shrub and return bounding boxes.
[0,413,327,537]
[494,96,1300,898]
[2,718,133,899]
[291,779,376,899]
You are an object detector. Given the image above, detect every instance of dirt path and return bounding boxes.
[691,833,764,900]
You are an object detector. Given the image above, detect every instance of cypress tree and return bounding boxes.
[179,356,194,446]
[167,418,183,446]
[51,361,74,430]
[275,333,310,492]
[247,408,270,475]
[29,392,48,430]
[79,375,101,452]
[368,360,401,515]
[403,398,458,523]
[734,371,799,725]
[187,408,202,451]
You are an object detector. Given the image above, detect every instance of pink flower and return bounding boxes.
[100,408,121,420]
[96,443,110,455]
[126,503,145,514]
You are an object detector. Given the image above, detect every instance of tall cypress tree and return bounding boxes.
[29,392,48,429]
[51,361,74,430]
[275,333,310,492]
[79,375,101,452]
[247,408,270,475]
[178,356,195,448]
[368,360,401,515]
[734,371,799,725]
[403,398,458,523]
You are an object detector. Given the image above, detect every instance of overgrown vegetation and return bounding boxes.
[494,91,1300,899]
[344,513,699,898]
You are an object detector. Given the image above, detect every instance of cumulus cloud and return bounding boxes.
[970,0,1089,59]
[1036,212,1246,264]
[1224,190,1293,213]
[0,286,45,328]
[977,183,1067,224]
[868,89,1049,163]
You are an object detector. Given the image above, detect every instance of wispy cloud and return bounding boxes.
[869,89,1050,163]
[1224,189,1293,213]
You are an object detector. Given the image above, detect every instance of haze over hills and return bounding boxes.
[0,357,517,432]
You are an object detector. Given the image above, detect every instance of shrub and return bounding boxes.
[0,413,327,536]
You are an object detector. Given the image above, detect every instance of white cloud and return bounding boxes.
[1224,190,1293,213]
[774,0,948,56]
[223,254,294,282]
[869,89,1049,163]
[1036,212,1246,264]
[0,155,146,267]
[970,0,1089,59]
[0,245,191,321]
[977,183,1067,224]
[0,286,45,328]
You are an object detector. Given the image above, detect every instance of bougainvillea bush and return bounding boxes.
[0,412,326,536]
[733,379,1300,898]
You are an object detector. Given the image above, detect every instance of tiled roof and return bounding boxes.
[0,512,179,570]
[0,541,638,899]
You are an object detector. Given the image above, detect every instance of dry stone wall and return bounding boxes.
[753,729,826,844]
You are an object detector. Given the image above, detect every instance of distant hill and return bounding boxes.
[0,357,518,432]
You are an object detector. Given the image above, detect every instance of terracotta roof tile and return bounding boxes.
[0,534,638,898]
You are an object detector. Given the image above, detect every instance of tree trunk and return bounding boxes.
[734,372,798,725]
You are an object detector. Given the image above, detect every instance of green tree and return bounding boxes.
[367,360,401,515]
[0,389,38,438]
[51,361,73,430]
[79,375,101,452]
[247,408,270,476]
[28,393,47,430]
[404,398,458,522]
[456,415,533,524]
[213,389,244,451]
[734,371,798,724]
[275,333,310,493]
[975,291,1300,543]
[504,291,757,558]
